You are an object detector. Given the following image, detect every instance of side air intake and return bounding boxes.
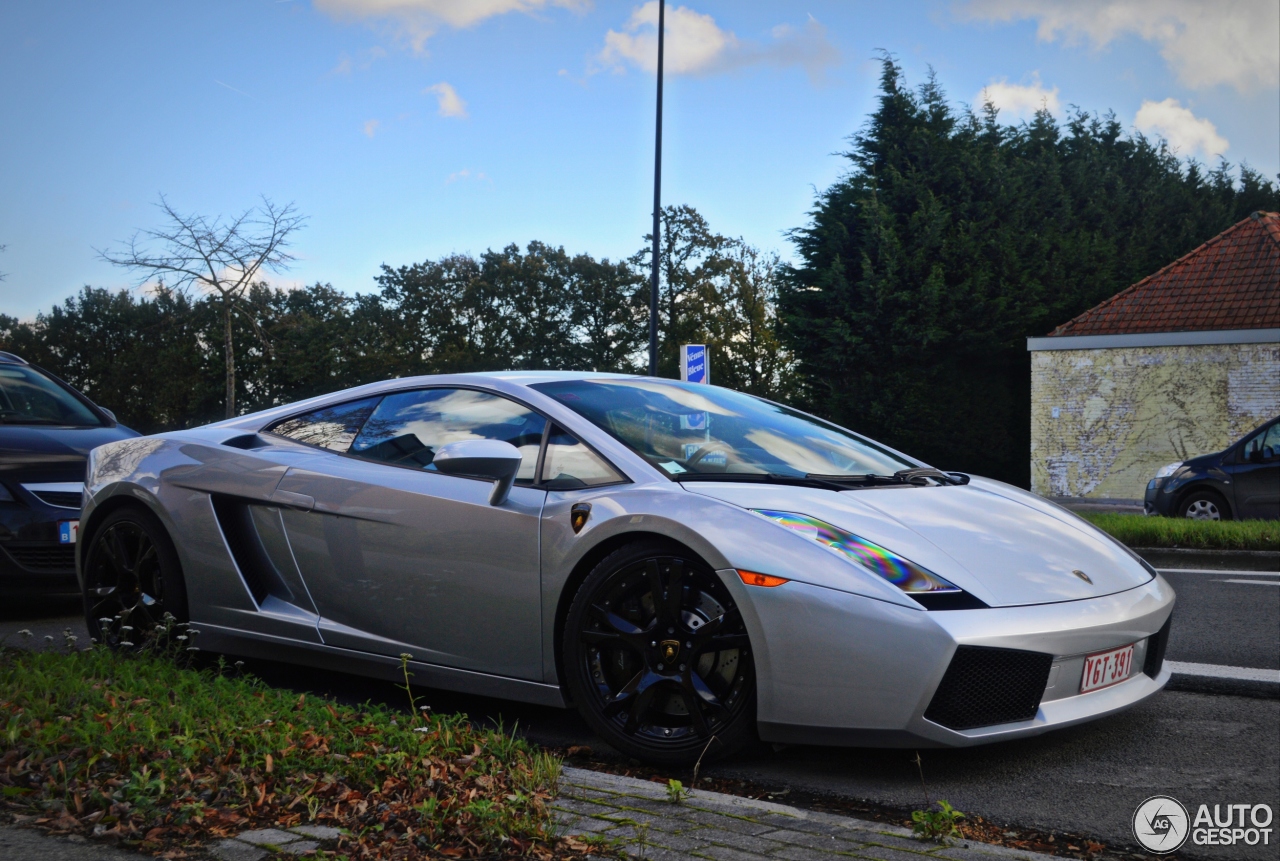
[924,646,1053,731]
[210,495,294,606]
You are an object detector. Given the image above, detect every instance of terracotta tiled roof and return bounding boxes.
[1049,211,1280,336]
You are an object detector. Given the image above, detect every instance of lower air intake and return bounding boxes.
[925,646,1053,731]
[1144,616,1171,678]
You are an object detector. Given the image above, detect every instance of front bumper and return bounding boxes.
[0,485,82,595]
[722,570,1175,748]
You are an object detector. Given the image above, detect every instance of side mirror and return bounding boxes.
[99,407,117,423]
[1249,447,1264,464]
[432,439,524,506]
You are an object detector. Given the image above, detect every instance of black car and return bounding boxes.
[1144,416,1280,521]
[0,352,138,594]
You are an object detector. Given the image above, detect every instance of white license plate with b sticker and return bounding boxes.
[1080,643,1134,693]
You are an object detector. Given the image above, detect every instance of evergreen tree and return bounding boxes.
[780,57,1280,486]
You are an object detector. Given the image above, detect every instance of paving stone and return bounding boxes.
[773,845,864,861]
[288,824,343,840]
[853,834,947,855]
[680,808,778,835]
[761,828,869,853]
[211,839,269,861]
[236,827,304,846]
[555,797,622,817]
[279,840,321,855]
[558,815,617,834]
[623,847,698,861]
[640,829,716,851]
[847,842,952,861]
[696,844,779,861]
[694,827,790,854]
[758,814,867,838]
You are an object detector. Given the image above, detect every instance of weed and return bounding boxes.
[665,779,689,804]
[912,800,965,842]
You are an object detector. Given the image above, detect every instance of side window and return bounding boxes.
[1241,425,1280,463]
[541,425,625,489]
[265,397,380,451]
[1263,425,1280,462]
[350,388,546,483]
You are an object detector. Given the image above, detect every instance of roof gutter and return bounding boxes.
[1027,327,1280,352]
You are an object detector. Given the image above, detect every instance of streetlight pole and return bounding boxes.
[648,0,665,376]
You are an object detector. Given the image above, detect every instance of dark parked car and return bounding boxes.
[1144,416,1280,521]
[0,352,137,594]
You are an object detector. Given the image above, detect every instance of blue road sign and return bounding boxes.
[681,344,708,384]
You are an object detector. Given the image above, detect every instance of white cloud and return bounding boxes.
[362,118,381,137]
[314,0,589,53]
[1134,98,1229,158]
[425,82,467,118]
[598,3,838,80]
[977,73,1061,118]
[960,0,1279,92]
[446,168,491,184]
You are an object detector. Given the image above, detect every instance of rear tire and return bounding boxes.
[81,506,189,649]
[563,540,756,766]
[1177,489,1231,521]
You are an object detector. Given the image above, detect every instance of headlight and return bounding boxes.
[1154,461,1183,479]
[754,509,959,594]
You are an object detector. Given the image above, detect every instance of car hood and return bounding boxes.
[682,477,1153,607]
[0,425,139,480]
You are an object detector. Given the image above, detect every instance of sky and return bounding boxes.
[1,0,1277,320]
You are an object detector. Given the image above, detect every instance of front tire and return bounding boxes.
[82,506,189,649]
[1177,489,1231,521]
[563,540,756,766]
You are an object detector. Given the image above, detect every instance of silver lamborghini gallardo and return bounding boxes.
[78,373,1174,764]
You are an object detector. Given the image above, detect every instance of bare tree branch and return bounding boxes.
[98,195,306,417]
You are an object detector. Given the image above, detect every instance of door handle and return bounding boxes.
[270,489,315,511]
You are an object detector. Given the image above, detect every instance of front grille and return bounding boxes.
[1144,616,1171,678]
[924,646,1054,730]
[31,491,82,509]
[2,544,77,572]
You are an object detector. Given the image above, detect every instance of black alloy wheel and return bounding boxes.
[564,540,756,765]
[82,507,188,649]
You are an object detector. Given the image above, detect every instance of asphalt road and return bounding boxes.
[1159,569,1279,669]
[3,574,1277,861]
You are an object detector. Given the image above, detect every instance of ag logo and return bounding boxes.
[1133,795,1189,853]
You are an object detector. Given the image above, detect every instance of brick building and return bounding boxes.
[1028,211,1280,503]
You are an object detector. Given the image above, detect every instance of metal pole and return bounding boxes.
[648,0,664,376]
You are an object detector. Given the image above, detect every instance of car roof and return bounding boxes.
[464,371,655,386]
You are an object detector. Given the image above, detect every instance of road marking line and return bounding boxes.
[1215,579,1280,586]
[1166,661,1280,683]
[1157,568,1280,576]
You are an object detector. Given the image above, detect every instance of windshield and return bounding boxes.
[530,379,914,479]
[0,365,103,427]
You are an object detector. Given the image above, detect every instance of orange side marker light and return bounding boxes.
[737,570,789,588]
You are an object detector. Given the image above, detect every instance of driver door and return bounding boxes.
[1231,422,1280,520]
[272,388,548,680]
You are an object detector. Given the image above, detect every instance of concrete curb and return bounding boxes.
[1136,547,1280,572]
[1165,660,1280,699]
[560,766,1061,861]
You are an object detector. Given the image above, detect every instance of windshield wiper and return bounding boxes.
[672,472,854,491]
[807,468,970,487]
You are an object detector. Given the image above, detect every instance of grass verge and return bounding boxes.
[1080,512,1280,551]
[0,640,589,860]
